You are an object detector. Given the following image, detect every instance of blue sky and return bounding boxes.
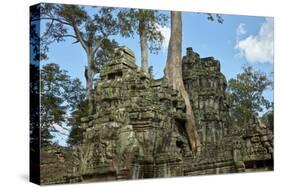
[39,7,274,145]
[43,9,273,102]
[43,11,273,75]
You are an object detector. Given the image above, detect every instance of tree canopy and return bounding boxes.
[67,99,89,146]
[227,65,273,125]
[31,4,120,108]
[40,63,86,146]
[118,9,169,72]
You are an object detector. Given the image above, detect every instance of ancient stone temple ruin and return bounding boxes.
[74,47,191,181]
[182,47,230,146]
[40,47,273,184]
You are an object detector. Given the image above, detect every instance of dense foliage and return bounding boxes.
[118,9,169,72]
[227,65,273,125]
[40,63,86,146]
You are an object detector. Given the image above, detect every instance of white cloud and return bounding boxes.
[156,24,171,49]
[235,18,274,64]
[236,23,247,40]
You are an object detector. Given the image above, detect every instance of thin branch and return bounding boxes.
[31,17,71,26]
[93,37,106,54]
[61,34,79,44]
[34,16,89,51]
[92,26,109,54]
[62,34,78,39]
[100,28,107,38]
[72,40,80,44]
[71,21,88,51]
[41,19,54,38]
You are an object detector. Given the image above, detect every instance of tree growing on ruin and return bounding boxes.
[165,11,200,153]
[165,11,223,153]
[118,9,169,73]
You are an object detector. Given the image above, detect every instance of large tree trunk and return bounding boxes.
[86,51,94,114]
[139,20,149,73]
[164,11,201,154]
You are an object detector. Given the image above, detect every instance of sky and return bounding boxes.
[39,6,274,145]
[42,8,274,86]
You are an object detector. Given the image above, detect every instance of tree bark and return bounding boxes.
[139,21,149,73]
[71,20,95,114]
[86,51,94,114]
[164,11,201,153]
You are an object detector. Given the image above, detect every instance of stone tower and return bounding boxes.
[182,48,230,147]
[76,47,192,181]
[39,47,273,184]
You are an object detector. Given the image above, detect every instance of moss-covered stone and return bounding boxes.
[40,46,273,184]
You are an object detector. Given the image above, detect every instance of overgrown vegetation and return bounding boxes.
[40,63,86,147]
[32,3,273,150]
[227,65,273,126]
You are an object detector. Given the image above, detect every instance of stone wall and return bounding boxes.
[75,47,191,181]
[40,46,273,184]
[40,146,81,184]
[181,48,273,175]
[182,47,230,147]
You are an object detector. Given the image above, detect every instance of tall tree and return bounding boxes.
[118,9,168,73]
[31,4,119,112]
[227,65,273,125]
[165,12,223,153]
[40,63,86,146]
[165,11,200,153]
